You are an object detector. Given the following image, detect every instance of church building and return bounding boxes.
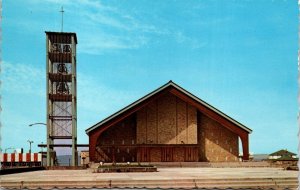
[86,81,252,163]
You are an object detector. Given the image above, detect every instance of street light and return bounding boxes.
[29,122,47,166]
[5,147,15,153]
[29,123,46,127]
[28,123,46,153]
[27,140,34,153]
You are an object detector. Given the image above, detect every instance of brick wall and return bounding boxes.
[198,112,239,162]
[136,93,197,145]
[98,116,136,146]
[94,93,240,162]
[95,116,136,162]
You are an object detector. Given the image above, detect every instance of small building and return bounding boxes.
[86,81,252,163]
[268,149,298,169]
[269,149,297,160]
[80,151,89,166]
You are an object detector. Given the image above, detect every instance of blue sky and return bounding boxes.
[1,0,298,154]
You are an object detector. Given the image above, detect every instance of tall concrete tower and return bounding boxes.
[45,32,77,166]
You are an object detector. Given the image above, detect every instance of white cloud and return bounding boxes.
[174,31,206,49]
[1,61,137,117]
[77,73,137,115]
[79,33,149,54]
[82,12,131,31]
[18,0,170,52]
[11,0,203,53]
[2,62,45,96]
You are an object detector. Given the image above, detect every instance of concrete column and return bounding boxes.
[46,34,51,167]
[71,35,77,166]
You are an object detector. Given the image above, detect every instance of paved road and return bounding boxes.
[2,167,296,180]
[1,167,298,189]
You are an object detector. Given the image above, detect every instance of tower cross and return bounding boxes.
[60,6,64,32]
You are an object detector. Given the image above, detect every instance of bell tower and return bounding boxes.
[45,32,77,166]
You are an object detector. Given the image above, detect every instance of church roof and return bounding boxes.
[85,81,252,134]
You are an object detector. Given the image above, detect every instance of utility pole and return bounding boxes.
[41,142,44,153]
[27,140,34,153]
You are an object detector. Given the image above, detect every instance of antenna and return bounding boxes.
[60,6,64,32]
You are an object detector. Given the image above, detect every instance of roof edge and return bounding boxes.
[86,80,252,134]
[170,82,252,133]
[85,81,173,134]
[45,31,78,44]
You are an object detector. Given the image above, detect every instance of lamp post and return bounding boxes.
[41,142,44,153]
[29,122,47,166]
[40,141,44,167]
[4,147,14,153]
[27,140,34,153]
[28,123,46,152]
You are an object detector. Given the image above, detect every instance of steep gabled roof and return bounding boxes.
[85,81,252,134]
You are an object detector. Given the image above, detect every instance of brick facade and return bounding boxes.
[93,93,239,162]
[136,93,197,145]
[198,112,239,162]
[95,116,137,162]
